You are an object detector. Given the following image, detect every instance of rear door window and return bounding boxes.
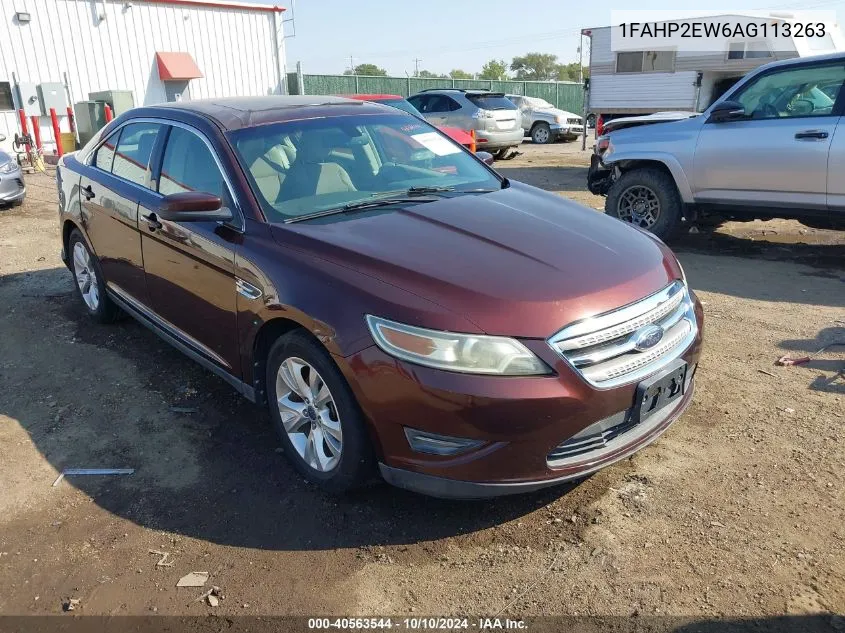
[466,94,518,110]
[93,131,118,172]
[111,122,162,187]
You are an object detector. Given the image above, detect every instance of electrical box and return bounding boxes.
[88,90,135,116]
[37,83,67,114]
[73,101,107,146]
[16,82,40,117]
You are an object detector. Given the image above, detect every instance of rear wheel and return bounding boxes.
[68,229,121,323]
[266,331,375,493]
[605,168,683,242]
[531,122,552,144]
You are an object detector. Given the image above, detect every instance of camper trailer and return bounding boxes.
[584,13,845,123]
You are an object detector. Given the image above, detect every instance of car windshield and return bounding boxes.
[466,94,518,110]
[374,98,423,118]
[229,114,501,222]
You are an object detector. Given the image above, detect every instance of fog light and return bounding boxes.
[404,428,484,456]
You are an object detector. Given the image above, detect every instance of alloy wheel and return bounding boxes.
[533,126,550,143]
[276,357,342,472]
[617,185,661,229]
[72,241,100,311]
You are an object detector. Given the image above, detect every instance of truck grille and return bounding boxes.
[567,117,582,125]
[548,281,697,388]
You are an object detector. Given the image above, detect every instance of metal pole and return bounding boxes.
[30,116,42,150]
[51,108,64,157]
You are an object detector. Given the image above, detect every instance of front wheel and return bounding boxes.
[605,168,683,242]
[266,331,375,493]
[531,122,552,144]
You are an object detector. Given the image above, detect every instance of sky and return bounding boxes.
[272,0,845,76]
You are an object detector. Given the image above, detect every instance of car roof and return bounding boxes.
[147,95,395,131]
[344,94,404,101]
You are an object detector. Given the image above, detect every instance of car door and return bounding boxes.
[512,96,531,130]
[141,123,243,375]
[693,61,845,210]
[77,122,164,305]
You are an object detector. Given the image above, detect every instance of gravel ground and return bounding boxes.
[0,143,842,624]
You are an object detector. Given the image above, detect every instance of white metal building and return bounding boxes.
[585,13,845,116]
[0,0,287,152]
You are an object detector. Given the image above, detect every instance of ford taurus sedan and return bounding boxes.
[57,96,703,498]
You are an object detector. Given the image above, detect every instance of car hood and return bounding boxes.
[604,111,698,133]
[271,182,680,338]
[537,107,580,120]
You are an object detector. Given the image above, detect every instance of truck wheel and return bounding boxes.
[531,123,552,144]
[605,168,683,242]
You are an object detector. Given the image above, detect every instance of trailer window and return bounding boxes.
[616,51,675,73]
[727,41,773,60]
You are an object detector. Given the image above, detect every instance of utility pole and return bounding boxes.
[349,55,355,74]
[578,35,583,84]
[413,58,422,77]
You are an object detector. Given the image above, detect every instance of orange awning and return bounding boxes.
[156,52,203,81]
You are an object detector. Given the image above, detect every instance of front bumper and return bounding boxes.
[0,170,26,204]
[380,378,695,498]
[555,124,584,139]
[587,153,613,195]
[340,297,704,498]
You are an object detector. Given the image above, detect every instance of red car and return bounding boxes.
[57,96,702,498]
[345,94,475,150]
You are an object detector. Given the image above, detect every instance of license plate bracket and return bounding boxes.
[632,360,688,424]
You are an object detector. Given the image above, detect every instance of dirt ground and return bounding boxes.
[0,142,843,624]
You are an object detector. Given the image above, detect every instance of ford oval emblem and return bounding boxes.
[632,325,664,352]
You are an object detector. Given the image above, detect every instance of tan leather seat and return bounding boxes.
[240,139,291,202]
[278,134,357,200]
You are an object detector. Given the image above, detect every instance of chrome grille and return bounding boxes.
[567,117,582,125]
[549,281,697,388]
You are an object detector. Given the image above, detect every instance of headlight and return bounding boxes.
[555,115,564,124]
[366,315,551,376]
[0,161,15,174]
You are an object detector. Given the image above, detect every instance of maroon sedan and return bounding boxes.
[57,96,703,498]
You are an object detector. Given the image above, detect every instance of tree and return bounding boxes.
[556,62,589,82]
[449,69,473,79]
[479,59,508,80]
[343,63,387,76]
[417,69,446,79]
[510,53,560,81]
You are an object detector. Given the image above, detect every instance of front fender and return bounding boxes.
[604,151,694,203]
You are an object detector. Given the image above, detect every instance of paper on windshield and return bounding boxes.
[410,132,461,156]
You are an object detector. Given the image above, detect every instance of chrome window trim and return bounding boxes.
[82,116,245,233]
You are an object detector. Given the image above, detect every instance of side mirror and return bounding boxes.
[476,151,495,166]
[158,192,232,222]
[0,133,6,142]
[709,100,746,123]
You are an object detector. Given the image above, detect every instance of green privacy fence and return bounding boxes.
[287,73,585,114]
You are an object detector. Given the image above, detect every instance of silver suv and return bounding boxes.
[507,95,584,144]
[588,52,845,240]
[408,89,523,157]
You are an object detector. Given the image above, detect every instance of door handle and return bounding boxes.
[795,130,829,140]
[142,212,163,231]
[81,185,95,200]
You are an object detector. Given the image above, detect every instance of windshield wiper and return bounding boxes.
[406,186,455,194]
[285,196,437,223]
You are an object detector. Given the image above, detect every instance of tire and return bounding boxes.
[605,167,683,242]
[68,229,121,323]
[266,330,375,493]
[531,122,552,144]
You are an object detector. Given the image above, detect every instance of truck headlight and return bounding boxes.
[366,315,551,376]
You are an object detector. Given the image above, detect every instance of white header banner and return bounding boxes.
[610,10,838,53]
